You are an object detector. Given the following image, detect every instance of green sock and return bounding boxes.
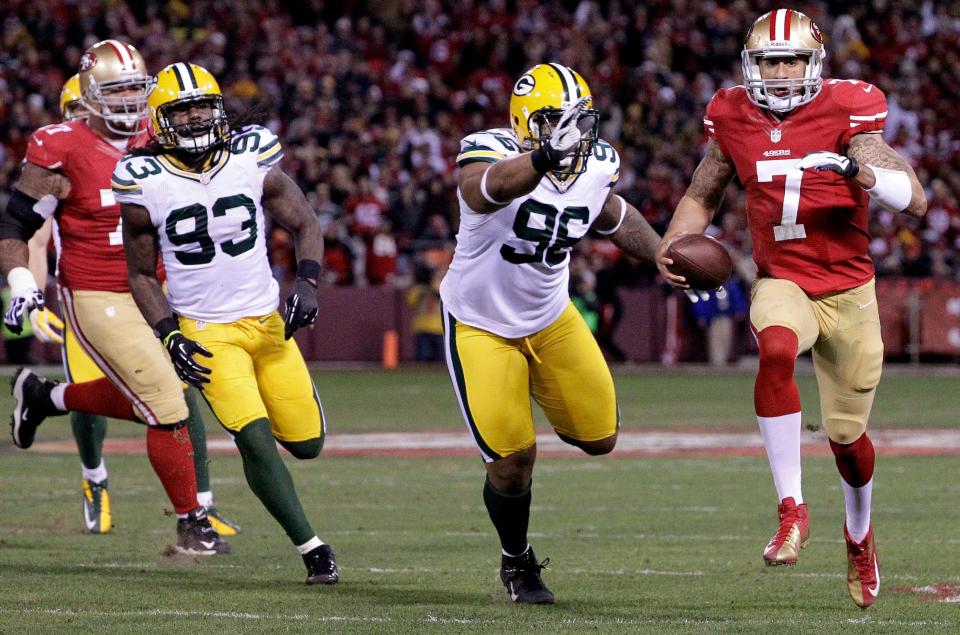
[183,388,210,493]
[483,476,531,556]
[234,419,315,545]
[71,412,108,470]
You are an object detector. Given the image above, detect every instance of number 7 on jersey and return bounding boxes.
[756,159,807,241]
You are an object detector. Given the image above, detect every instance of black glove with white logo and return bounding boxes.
[284,260,320,340]
[154,317,213,389]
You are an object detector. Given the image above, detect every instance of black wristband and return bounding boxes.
[296,259,321,285]
[153,316,180,341]
[530,148,553,174]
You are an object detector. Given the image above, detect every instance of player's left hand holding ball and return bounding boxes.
[284,259,321,340]
[798,151,859,179]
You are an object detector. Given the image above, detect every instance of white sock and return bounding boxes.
[196,490,214,509]
[50,384,68,411]
[502,544,530,558]
[757,413,803,504]
[842,477,873,543]
[81,459,108,484]
[296,536,324,555]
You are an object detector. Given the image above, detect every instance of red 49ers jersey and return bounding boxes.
[704,79,887,296]
[24,120,149,292]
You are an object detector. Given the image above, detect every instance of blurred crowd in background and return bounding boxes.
[1,0,958,360]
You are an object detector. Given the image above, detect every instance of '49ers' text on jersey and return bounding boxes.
[111,125,284,323]
[440,128,620,338]
[705,79,887,296]
[24,120,149,292]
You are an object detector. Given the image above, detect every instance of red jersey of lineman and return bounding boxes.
[25,120,151,292]
[704,79,887,296]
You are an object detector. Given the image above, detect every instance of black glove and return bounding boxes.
[154,317,213,389]
[283,259,321,340]
[797,151,860,179]
[4,288,44,335]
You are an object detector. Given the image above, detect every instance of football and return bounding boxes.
[665,234,733,290]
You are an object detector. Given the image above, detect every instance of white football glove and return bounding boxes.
[4,267,44,335]
[797,151,860,179]
[547,96,589,156]
[29,306,64,344]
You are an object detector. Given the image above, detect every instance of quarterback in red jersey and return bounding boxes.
[656,9,926,608]
[0,40,231,554]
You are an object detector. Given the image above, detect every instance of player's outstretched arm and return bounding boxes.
[460,97,589,213]
[846,132,926,218]
[592,192,661,263]
[655,140,736,287]
[121,203,172,328]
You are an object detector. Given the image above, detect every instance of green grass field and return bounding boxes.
[1,368,958,633]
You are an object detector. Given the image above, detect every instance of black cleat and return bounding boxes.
[303,544,339,585]
[175,507,231,556]
[10,367,65,449]
[500,548,555,604]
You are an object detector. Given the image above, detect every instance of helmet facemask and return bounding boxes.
[82,76,155,136]
[528,107,599,177]
[741,50,823,112]
[156,95,230,154]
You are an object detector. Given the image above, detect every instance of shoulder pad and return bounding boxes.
[457,129,522,167]
[230,125,283,169]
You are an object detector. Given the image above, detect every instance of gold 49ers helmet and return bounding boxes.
[78,39,154,135]
[59,74,85,121]
[741,9,826,112]
[149,62,229,154]
[509,63,599,176]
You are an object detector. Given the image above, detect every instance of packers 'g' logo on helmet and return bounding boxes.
[509,64,599,176]
[741,9,826,112]
[78,39,154,136]
[59,74,85,121]
[149,63,230,154]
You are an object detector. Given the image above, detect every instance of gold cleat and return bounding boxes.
[763,497,809,566]
[205,508,241,537]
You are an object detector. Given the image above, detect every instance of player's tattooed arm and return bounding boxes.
[459,156,543,214]
[594,192,661,262]
[684,140,736,211]
[0,164,71,274]
[847,132,927,217]
[262,165,324,264]
[16,163,72,201]
[655,141,736,287]
[121,203,173,327]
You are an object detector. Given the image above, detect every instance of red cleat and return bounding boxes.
[845,525,879,608]
[762,497,810,566]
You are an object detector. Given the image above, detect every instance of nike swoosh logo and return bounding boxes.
[84,503,98,530]
[866,560,880,597]
[858,298,876,310]
[200,540,216,549]
[509,582,519,602]
[863,85,873,93]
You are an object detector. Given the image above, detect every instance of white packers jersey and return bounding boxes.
[111,125,284,323]
[440,128,621,338]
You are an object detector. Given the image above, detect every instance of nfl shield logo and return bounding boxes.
[770,129,782,143]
